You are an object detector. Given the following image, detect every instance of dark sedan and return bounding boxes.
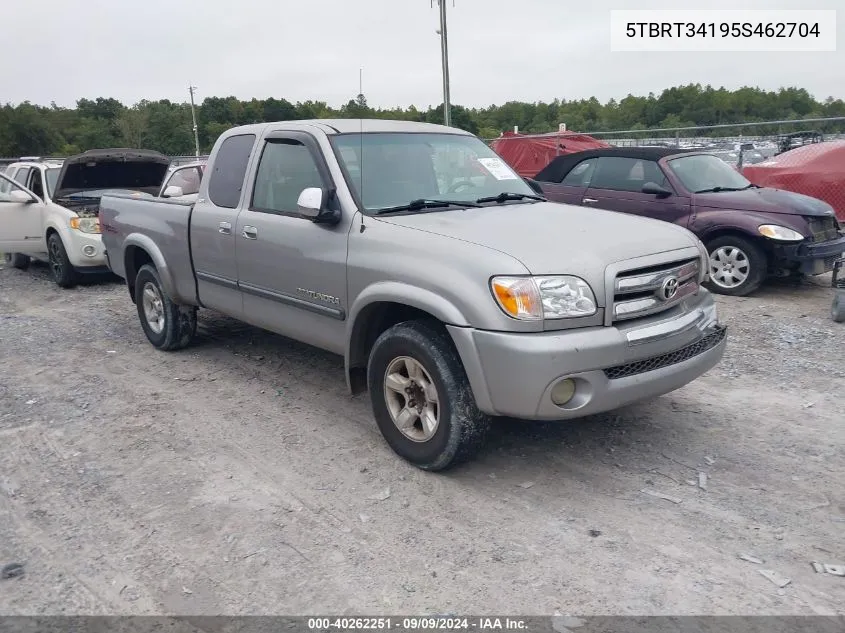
[533,147,845,296]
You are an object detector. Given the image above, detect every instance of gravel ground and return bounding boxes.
[0,261,843,616]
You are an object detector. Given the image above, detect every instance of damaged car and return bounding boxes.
[0,149,170,287]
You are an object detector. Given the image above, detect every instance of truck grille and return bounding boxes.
[807,216,841,243]
[603,325,727,379]
[611,257,701,323]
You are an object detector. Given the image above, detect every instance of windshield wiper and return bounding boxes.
[373,199,481,215]
[694,186,747,193]
[476,192,547,204]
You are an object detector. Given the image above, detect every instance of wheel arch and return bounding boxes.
[344,283,471,396]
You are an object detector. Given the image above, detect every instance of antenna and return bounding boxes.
[359,67,365,226]
[188,85,201,157]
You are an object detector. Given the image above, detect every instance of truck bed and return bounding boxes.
[98,194,198,305]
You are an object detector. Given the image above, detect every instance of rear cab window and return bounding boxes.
[207,134,257,208]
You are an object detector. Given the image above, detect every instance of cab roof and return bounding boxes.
[220,119,472,137]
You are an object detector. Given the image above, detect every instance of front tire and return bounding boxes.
[47,233,79,288]
[704,235,767,296]
[367,319,491,471]
[3,252,30,270]
[134,264,197,351]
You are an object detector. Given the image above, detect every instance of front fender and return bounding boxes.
[343,281,472,393]
[691,208,805,241]
[122,232,183,302]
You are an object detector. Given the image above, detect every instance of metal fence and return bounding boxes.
[485,116,845,150]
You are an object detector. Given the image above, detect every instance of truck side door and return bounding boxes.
[190,133,257,317]
[0,173,46,252]
[537,157,596,205]
[584,156,691,225]
[234,131,350,355]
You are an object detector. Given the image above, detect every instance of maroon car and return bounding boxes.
[533,147,845,296]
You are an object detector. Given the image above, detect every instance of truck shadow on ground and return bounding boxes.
[191,307,705,474]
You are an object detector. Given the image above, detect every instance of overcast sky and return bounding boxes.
[3,0,843,110]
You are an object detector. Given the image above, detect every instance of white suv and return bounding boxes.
[0,149,170,287]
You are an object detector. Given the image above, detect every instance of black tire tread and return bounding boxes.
[134,264,197,351]
[47,233,79,288]
[367,318,491,471]
[4,252,30,270]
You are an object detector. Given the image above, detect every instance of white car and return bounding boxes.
[158,160,205,203]
[0,149,170,287]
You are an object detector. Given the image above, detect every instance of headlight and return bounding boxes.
[758,224,804,241]
[70,217,101,234]
[490,275,597,320]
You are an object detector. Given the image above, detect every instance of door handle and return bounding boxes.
[242,225,258,240]
[218,221,232,235]
[582,197,598,204]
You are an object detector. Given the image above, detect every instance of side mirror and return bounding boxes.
[297,187,340,225]
[641,182,672,197]
[9,190,36,203]
[162,185,184,198]
[524,177,544,195]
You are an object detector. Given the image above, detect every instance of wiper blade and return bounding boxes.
[373,199,481,215]
[694,186,745,193]
[476,192,547,204]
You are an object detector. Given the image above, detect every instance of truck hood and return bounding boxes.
[374,201,698,276]
[693,187,837,218]
[52,148,171,199]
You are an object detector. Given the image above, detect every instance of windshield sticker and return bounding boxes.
[477,157,519,181]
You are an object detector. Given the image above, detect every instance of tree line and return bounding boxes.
[2,84,844,157]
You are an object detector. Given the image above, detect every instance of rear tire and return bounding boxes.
[704,235,767,296]
[47,233,79,288]
[134,263,197,351]
[832,290,845,323]
[3,252,30,270]
[367,319,491,471]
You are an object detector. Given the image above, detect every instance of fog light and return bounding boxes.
[550,378,576,406]
[83,245,96,257]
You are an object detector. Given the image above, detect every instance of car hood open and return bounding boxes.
[52,148,171,199]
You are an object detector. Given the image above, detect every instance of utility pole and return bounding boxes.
[433,0,452,127]
[188,85,201,157]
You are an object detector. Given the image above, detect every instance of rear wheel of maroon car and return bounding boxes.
[704,235,767,296]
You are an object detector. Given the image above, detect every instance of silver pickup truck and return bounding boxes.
[99,119,727,470]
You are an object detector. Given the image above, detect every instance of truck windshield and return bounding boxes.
[45,168,60,197]
[667,153,753,193]
[330,132,536,213]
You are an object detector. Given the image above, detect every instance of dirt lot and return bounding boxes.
[1,261,843,616]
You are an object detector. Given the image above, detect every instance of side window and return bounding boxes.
[590,157,665,193]
[28,170,45,199]
[166,167,202,195]
[207,134,256,209]
[0,175,31,202]
[13,167,31,186]
[561,159,596,187]
[0,172,12,194]
[251,140,324,215]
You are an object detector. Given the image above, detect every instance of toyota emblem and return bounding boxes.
[659,277,679,300]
